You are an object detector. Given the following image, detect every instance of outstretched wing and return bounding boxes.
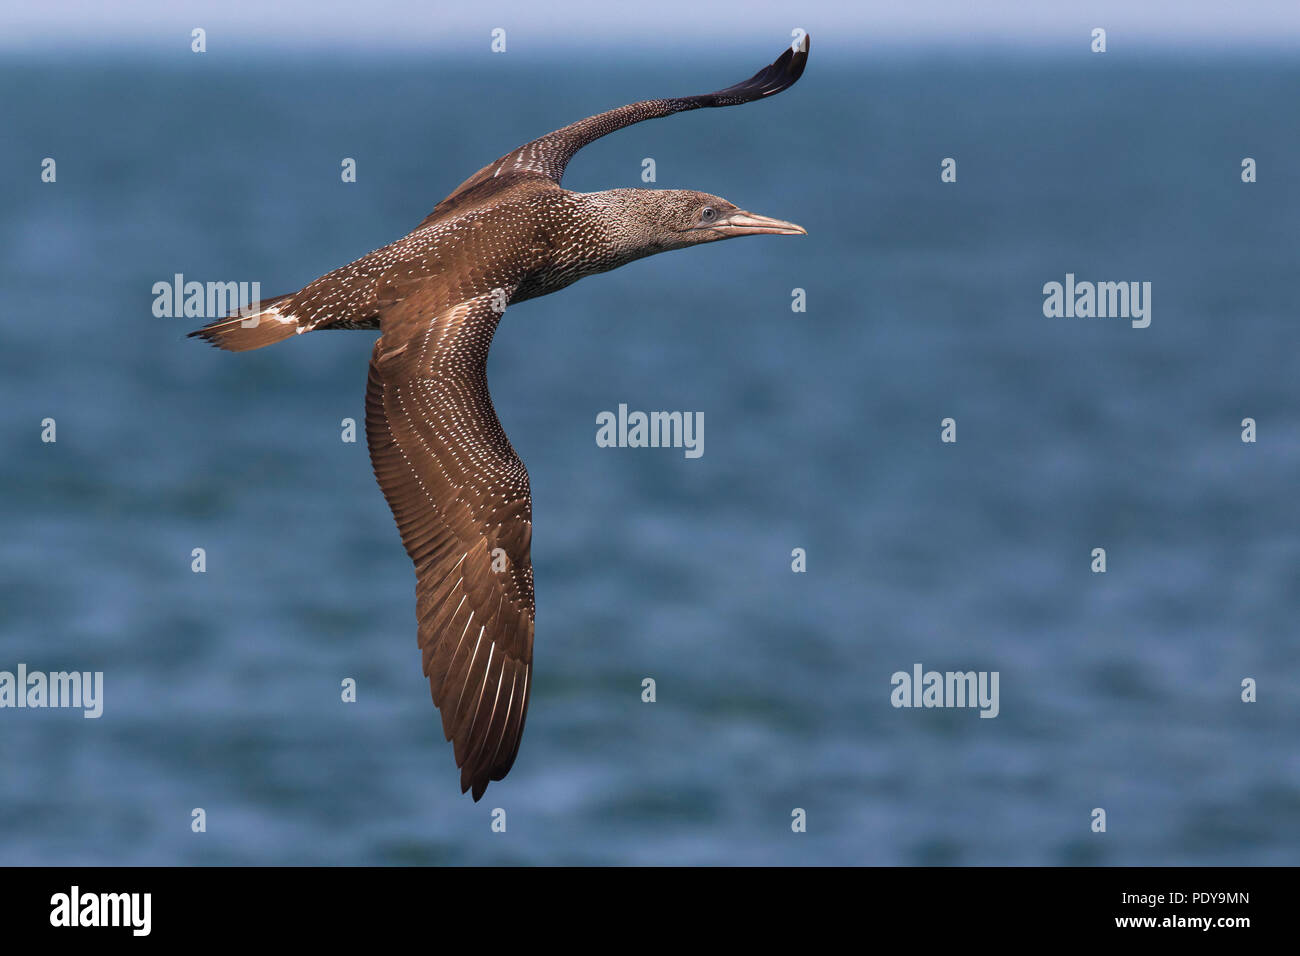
[420,34,810,224]
[365,289,534,801]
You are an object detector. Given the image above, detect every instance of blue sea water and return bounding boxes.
[0,45,1297,865]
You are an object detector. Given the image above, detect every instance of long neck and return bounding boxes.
[514,190,660,303]
[571,189,666,269]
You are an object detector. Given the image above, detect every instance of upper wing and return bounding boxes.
[419,34,810,225]
[365,289,534,800]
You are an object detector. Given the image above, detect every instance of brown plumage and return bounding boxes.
[191,36,810,800]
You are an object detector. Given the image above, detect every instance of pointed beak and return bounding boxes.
[712,210,807,236]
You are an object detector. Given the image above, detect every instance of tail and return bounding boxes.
[188,294,301,352]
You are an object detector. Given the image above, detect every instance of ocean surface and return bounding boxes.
[1,45,1297,865]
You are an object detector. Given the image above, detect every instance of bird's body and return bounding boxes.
[192,37,810,799]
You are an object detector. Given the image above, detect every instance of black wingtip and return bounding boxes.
[703,34,811,105]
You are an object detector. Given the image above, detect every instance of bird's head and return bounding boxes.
[587,188,805,262]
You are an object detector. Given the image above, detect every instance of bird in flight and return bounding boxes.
[191,36,810,799]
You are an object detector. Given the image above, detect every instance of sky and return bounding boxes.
[4,0,1300,51]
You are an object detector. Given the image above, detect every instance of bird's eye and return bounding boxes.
[700,206,718,223]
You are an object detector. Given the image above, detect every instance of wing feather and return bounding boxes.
[365,290,534,800]
[418,35,810,226]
